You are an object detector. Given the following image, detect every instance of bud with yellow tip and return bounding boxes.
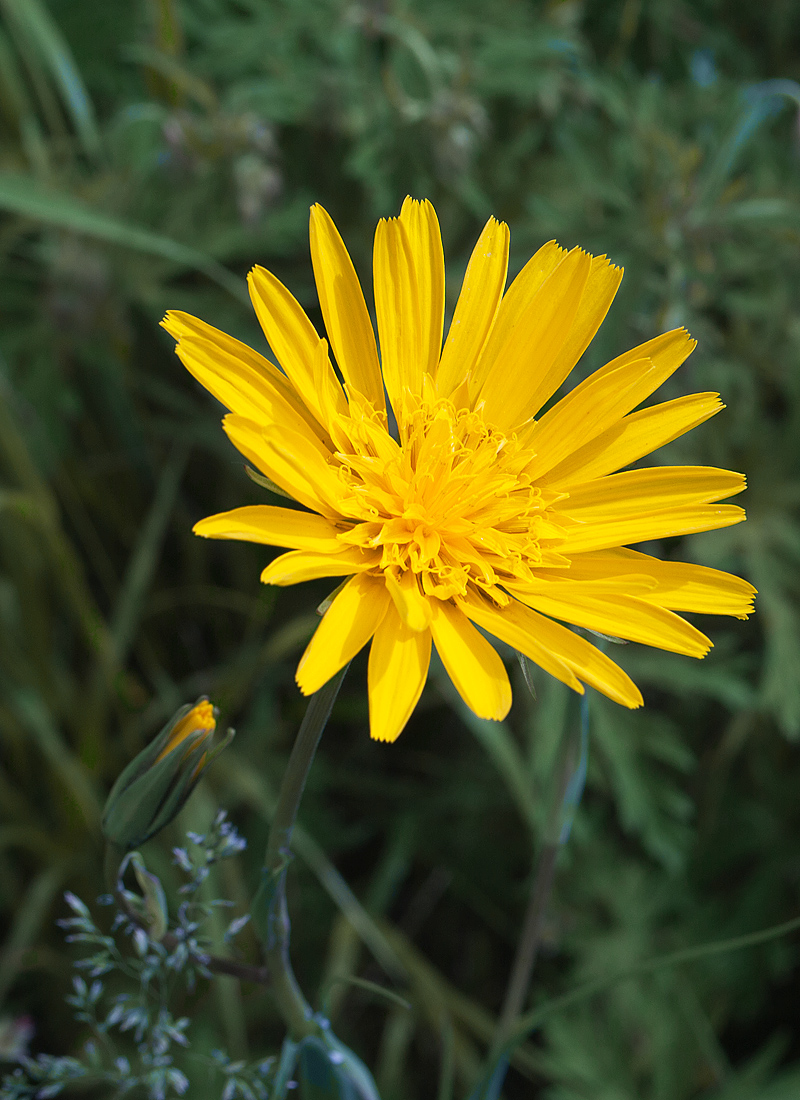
[102,698,233,850]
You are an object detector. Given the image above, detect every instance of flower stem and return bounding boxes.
[484,695,589,1097]
[255,666,348,1039]
[496,840,560,1037]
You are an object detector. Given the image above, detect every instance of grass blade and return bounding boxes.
[0,172,248,301]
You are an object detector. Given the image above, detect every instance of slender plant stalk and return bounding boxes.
[258,665,348,1039]
[483,697,589,1098]
[510,909,800,1046]
[495,841,560,1037]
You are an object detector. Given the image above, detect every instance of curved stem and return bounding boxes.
[256,666,348,1038]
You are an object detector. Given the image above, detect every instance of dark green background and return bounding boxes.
[1,0,799,1096]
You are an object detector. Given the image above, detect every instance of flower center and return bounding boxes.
[335,393,568,601]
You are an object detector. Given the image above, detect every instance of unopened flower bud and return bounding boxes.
[102,698,233,850]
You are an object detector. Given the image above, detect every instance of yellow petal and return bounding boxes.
[163,310,329,444]
[309,204,385,413]
[521,252,623,417]
[429,600,511,720]
[561,548,757,617]
[561,466,746,520]
[523,567,659,596]
[436,216,509,398]
[373,215,423,421]
[193,505,345,551]
[368,603,432,742]
[477,247,592,431]
[633,558,757,617]
[458,589,582,693]
[247,265,348,428]
[543,392,724,486]
[577,327,696,391]
[172,335,302,431]
[558,504,746,554]
[260,548,375,586]
[399,197,445,379]
[222,415,346,517]
[523,357,654,479]
[460,590,643,707]
[173,333,336,454]
[512,587,712,657]
[469,240,566,398]
[522,331,696,478]
[312,337,350,432]
[296,573,391,694]
[385,569,433,631]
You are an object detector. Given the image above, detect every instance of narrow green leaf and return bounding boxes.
[108,446,187,671]
[0,173,247,302]
[0,0,101,156]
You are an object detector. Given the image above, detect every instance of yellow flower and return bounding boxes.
[163,199,755,743]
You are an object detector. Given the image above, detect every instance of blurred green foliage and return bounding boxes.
[1,0,800,1096]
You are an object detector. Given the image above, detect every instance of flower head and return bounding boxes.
[164,199,755,742]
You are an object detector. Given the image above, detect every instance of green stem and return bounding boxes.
[258,666,348,1039]
[495,840,559,1039]
[491,696,587,1066]
[103,841,125,894]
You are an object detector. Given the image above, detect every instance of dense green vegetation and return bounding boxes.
[1,0,800,1096]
